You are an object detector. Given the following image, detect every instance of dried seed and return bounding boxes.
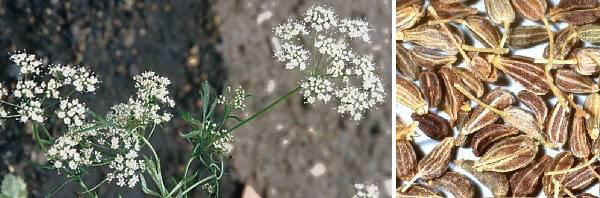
[570,112,592,158]
[430,1,478,20]
[469,53,499,82]
[518,89,548,130]
[510,0,547,21]
[397,140,418,181]
[418,71,443,109]
[453,67,485,98]
[396,44,420,80]
[402,25,464,55]
[577,24,600,43]
[410,46,458,70]
[551,9,600,26]
[397,184,443,198]
[546,103,571,148]
[401,137,455,191]
[576,193,599,198]
[489,55,550,95]
[573,48,600,76]
[484,0,515,25]
[396,4,424,31]
[462,16,501,48]
[398,0,424,9]
[470,124,520,156]
[473,135,538,172]
[509,155,551,196]
[585,93,600,141]
[439,67,468,126]
[508,25,550,49]
[455,159,509,197]
[555,68,600,93]
[544,26,579,60]
[542,152,576,197]
[459,88,515,146]
[396,75,428,115]
[555,0,597,13]
[503,106,548,144]
[411,112,452,141]
[429,171,475,198]
[562,163,600,191]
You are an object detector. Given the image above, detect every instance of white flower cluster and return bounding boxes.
[57,98,87,127]
[273,5,385,120]
[352,183,379,198]
[217,86,248,111]
[1,52,99,125]
[108,72,174,127]
[47,126,102,170]
[203,120,233,154]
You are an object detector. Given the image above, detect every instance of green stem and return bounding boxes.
[227,86,301,133]
[140,136,167,195]
[177,175,217,198]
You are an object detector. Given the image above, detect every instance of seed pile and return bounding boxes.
[397,0,600,197]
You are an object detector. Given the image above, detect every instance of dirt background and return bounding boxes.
[0,0,392,197]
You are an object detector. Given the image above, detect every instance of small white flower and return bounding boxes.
[56,98,87,127]
[18,100,45,123]
[353,183,379,198]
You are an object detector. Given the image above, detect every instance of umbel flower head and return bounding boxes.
[272,4,385,120]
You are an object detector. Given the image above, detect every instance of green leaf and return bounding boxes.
[1,174,27,198]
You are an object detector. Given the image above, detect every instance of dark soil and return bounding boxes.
[0,0,392,197]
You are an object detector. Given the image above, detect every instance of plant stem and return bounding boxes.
[140,136,167,195]
[227,86,301,133]
[177,175,217,197]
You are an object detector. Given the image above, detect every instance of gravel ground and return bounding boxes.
[0,0,392,197]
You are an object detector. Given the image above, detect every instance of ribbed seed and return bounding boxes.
[473,135,538,172]
[397,140,418,181]
[490,55,550,95]
[509,155,551,196]
[459,88,514,146]
[470,124,519,157]
[503,106,548,144]
[469,53,499,82]
[417,137,455,180]
[551,9,600,26]
[573,48,600,76]
[484,0,515,25]
[418,71,443,108]
[456,160,509,197]
[396,4,424,31]
[453,67,485,98]
[546,103,571,148]
[509,25,549,49]
[577,24,600,43]
[542,152,575,197]
[411,113,452,141]
[462,16,501,48]
[518,90,548,130]
[429,171,475,198]
[510,0,547,21]
[439,67,468,126]
[430,1,478,19]
[403,25,464,55]
[396,44,420,80]
[544,26,579,60]
[562,163,600,191]
[397,185,443,198]
[554,0,597,13]
[555,69,600,93]
[584,93,600,140]
[570,112,592,159]
[410,46,458,69]
[396,75,428,115]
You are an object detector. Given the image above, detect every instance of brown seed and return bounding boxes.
[418,71,443,109]
[508,25,550,49]
[455,159,509,197]
[551,9,600,26]
[417,137,455,180]
[473,135,538,172]
[397,140,418,181]
[503,106,548,144]
[396,4,424,31]
[396,44,420,80]
[554,0,597,13]
[576,193,599,198]
[542,152,576,197]
[459,88,515,145]
[518,89,548,130]
[429,171,475,198]
[577,24,600,43]
[396,75,428,115]
[469,53,499,82]
[402,25,464,55]
[453,67,485,98]
[555,68,600,93]
[462,16,501,48]
[585,93,600,140]
[484,0,515,25]
[397,184,443,198]
[439,67,468,126]
[510,0,547,21]
[573,48,600,76]
[411,112,452,141]
[546,103,571,148]
[430,1,478,20]
[489,55,550,95]
[562,163,600,191]
[570,112,592,159]
[410,46,458,70]
[544,26,579,60]
[509,155,551,196]
[470,124,520,157]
